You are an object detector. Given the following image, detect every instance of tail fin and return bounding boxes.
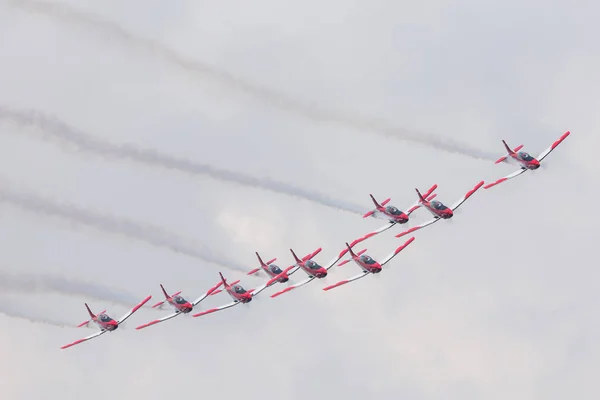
[159,284,170,299]
[345,242,357,257]
[369,194,382,209]
[255,252,267,267]
[219,272,228,287]
[84,303,95,319]
[290,249,301,264]
[363,194,380,218]
[502,140,515,154]
[495,140,518,164]
[415,188,426,203]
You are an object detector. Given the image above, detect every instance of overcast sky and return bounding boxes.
[0,1,598,399]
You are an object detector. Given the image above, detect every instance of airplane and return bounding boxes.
[269,246,351,298]
[361,187,438,236]
[135,282,224,330]
[247,252,293,283]
[60,295,152,349]
[484,131,570,189]
[395,181,485,238]
[192,270,291,318]
[323,236,416,291]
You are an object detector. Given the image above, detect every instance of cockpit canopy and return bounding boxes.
[305,260,321,270]
[385,206,403,216]
[518,151,534,161]
[233,285,247,294]
[360,255,377,265]
[270,264,283,274]
[98,314,112,322]
[173,295,187,304]
[431,200,448,210]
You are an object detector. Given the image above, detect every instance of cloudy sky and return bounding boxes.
[0,0,598,399]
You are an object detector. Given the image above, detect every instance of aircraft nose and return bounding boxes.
[445,210,454,219]
[280,276,289,283]
[319,269,328,278]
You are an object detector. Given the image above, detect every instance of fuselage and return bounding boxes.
[379,205,409,223]
[352,254,382,274]
[423,200,453,219]
[299,259,328,278]
[227,285,253,303]
[262,263,289,283]
[168,295,193,313]
[95,314,119,331]
[511,151,540,169]
[511,151,540,170]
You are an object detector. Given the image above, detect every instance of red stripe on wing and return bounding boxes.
[192,308,220,317]
[323,280,349,291]
[483,178,507,189]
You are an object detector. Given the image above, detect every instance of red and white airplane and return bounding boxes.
[361,188,437,236]
[192,270,290,318]
[135,282,224,330]
[323,236,416,291]
[247,252,292,283]
[60,295,152,349]
[269,246,350,298]
[484,131,570,189]
[395,181,485,238]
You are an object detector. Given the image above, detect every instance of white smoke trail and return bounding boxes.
[0,106,365,214]
[0,298,72,328]
[0,271,140,306]
[0,185,247,272]
[4,0,496,161]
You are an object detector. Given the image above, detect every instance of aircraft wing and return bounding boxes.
[135,311,183,330]
[284,265,302,277]
[324,247,354,271]
[536,131,570,162]
[395,217,439,238]
[270,276,316,298]
[192,301,240,318]
[251,266,295,297]
[483,169,527,189]
[364,221,397,236]
[117,295,152,325]
[302,248,322,261]
[191,281,224,306]
[60,329,107,350]
[322,271,370,291]
[380,237,415,267]
[450,181,484,211]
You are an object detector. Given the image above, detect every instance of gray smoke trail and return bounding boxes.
[0,185,246,271]
[0,106,365,214]
[0,299,71,328]
[4,0,496,161]
[0,271,140,306]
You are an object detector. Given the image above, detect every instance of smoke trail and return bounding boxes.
[0,271,140,306]
[0,185,246,271]
[0,106,365,214]
[4,0,496,161]
[0,299,71,328]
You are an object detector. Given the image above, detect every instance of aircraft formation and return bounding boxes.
[60,132,571,349]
